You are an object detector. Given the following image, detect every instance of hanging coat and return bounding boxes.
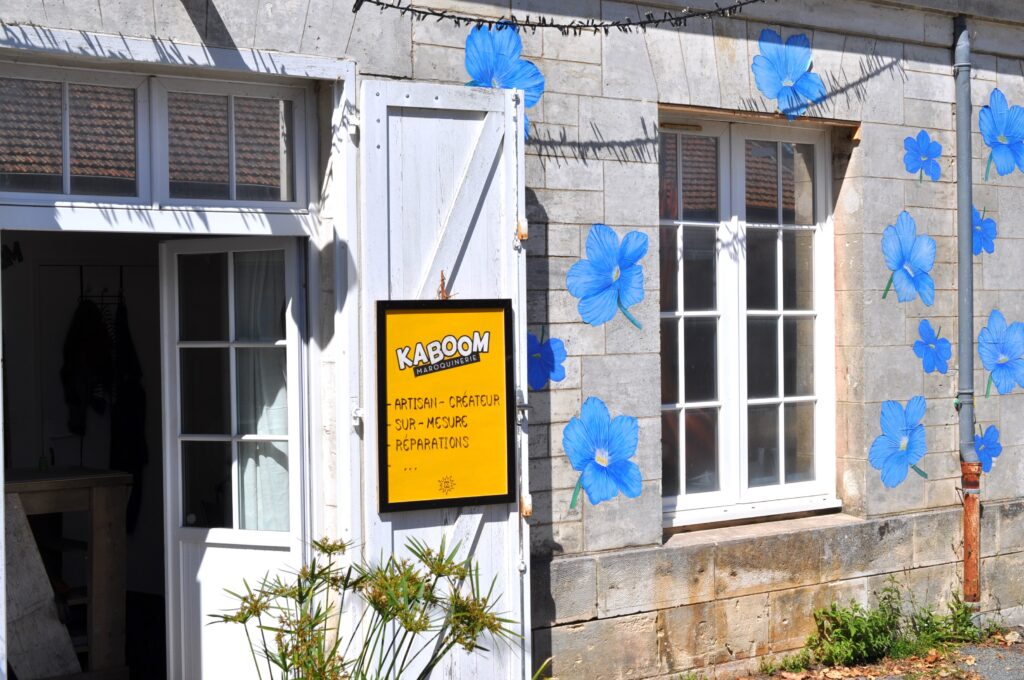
[60,299,113,436]
[110,301,148,533]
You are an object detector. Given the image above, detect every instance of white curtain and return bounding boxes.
[235,251,289,531]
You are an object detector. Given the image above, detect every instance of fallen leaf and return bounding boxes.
[824,671,843,679]
[925,649,940,663]
[780,672,806,680]
[963,655,976,666]
[1006,630,1021,644]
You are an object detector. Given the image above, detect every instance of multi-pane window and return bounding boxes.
[0,65,305,207]
[660,121,836,526]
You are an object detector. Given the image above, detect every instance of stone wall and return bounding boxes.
[6,0,1024,677]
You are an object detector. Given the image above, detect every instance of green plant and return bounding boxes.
[805,579,986,669]
[211,536,516,680]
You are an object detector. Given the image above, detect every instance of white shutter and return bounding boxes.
[358,80,531,678]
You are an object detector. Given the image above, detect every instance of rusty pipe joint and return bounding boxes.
[962,461,982,603]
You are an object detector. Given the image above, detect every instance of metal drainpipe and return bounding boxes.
[954,14,982,604]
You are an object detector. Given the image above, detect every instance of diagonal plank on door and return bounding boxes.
[416,111,505,300]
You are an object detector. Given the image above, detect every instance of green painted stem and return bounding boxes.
[986,373,994,398]
[882,273,894,299]
[618,300,643,329]
[569,476,583,510]
[985,153,994,181]
[911,464,928,479]
[918,169,923,184]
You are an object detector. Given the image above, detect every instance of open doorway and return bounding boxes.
[3,230,165,679]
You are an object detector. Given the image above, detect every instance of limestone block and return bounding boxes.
[203,0,260,48]
[769,585,832,651]
[529,452,579,493]
[904,43,950,76]
[831,34,877,122]
[715,530,823,599]
[820,516,913,580]
[642,14,689,106]
[997,56,1024,104]
[533,58,603,96]
[601,3,658,101]
[252,0,311,52]
[912,508,962,568]
[862,288,908,347]
[582,353,661,417]
[862,346,924,403]
[712,17,751,110]
[859,124,915,181]
[859,178,909,235]
[715,593,771,661]
[527,188,604,225]
[981,501,1000,558]
[635,416,661,482]
[999,393,1024,447]
[604,298,659,354]
[546,321,605,356]
[412,43,466,84]
[529,123,580,162]
[546,613,661,679]
[543,29,601,65]
[997,502,1024,554]
[37,0,104,32]
[869,562,959,612]
[837,455,867,517]
[981,552,1024,614]
[528,388,582,425]
[859,39,905,125]
[534,289,584,324]
[862,463,927,516]
[544,156,603,191]
[905,98,953,132]
[904,70,954,104]
[596,542,713,617]
[530,520,583,557]
[583,480,661,552]
[514,0,600,62]
[531,487,582,525]
[411,14,466,49]
[604,162,659,225]
[527,254,574,291]
[0,0,46,24]
[680,15,721,108]
[578,96,659,163]
[542,223,583,258]
[346,7,412,78]
[982,445,1024,503]
[535,93,579,127]
[658,600,719,671]
[532,554,597,626]
[100,0,156,35]
[982,235,1024,291]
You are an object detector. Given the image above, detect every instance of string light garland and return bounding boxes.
[351,0,772,35]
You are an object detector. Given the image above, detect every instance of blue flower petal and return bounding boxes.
[909,233,936,273]
[1011,140,1024,173]
[793,71,826,106]
[580,396,611,449]
[607,415,639,464]
[993,364,1017,395]
[777,85,807,119]
[905,395,927,428]
[619,231,649,267]
[1006,100,1024,139]
[915,272,935,307]
[906,425,927,463]
[879,400,905,439]
[567,259,613,299]
[578,285,619,326]
[895,211,917,259]
[892,268,918,303]
[881,226,904,272]
[923,158,941,181]
[880,456,910,488]
[918,319,936,343]
[937,338,952,361]
[606,458,642,498]
[580,463,620,505]
[783,33,813,83]
[1013,358,1024,389]
[988,309,1008,337]
[562,417,595,472]
[752,55,784,99]
[869,434,900,471]
[757,29,785,67]
[585,224,620,274]
[504,59,545,108]
[991,143,1017,176]
[616,263,645,309]
[1004,322,1024,360]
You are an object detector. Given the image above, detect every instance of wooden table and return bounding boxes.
[6,467,132,679]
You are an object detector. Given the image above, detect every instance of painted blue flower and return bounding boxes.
[979,88,1024,179]
[562,397,641,506]
[975,425,1003,473]
[465,24,544,138]
[978,309,1024,396]
[972,206,997,256]
[527,333,566,391]
[869,396,928,488]
[751,29,826,120]
[913,319,951,375]
[903,129,942,181]
[566,224,647,329]
[881,210,936,306]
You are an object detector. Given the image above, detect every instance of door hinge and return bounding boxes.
[351,406,365,429]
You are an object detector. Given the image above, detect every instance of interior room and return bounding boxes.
[3,230,166,680]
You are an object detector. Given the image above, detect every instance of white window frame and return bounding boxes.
[0,62,311,214]
[661,119,838,527]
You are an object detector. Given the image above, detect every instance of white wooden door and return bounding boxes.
[359,80,530,678]
[160,237,304,679]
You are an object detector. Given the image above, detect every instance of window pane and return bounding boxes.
[180,349,230,434]
[178,253,228,341]
[69,84,136,196]
[681,135,718,222]
[660,226,678,312]
[182,441,232,528]
[659,134,678,221]
[0,78,63,193]
[169,92,230,199]
[748,404,780,488]
[684,318,717,402]
[784,318,814,397]
[782,143,815,225]
[685,407,719,493]
[239,441,289,531]
[660,318,679,404]
[661,410,681,497]
[785,402,815,483]
[745,140,778,223]
[236,348,288,435]
[747,317,779,398]
[746,228,777,310]
[235,98,294,202]
[234,250,286,341]
[683,227,716,311]
[783,230,814,310]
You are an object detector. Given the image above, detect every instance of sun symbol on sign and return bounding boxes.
[438,475,457,496]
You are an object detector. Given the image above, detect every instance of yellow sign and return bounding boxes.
[376,299,516,511]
